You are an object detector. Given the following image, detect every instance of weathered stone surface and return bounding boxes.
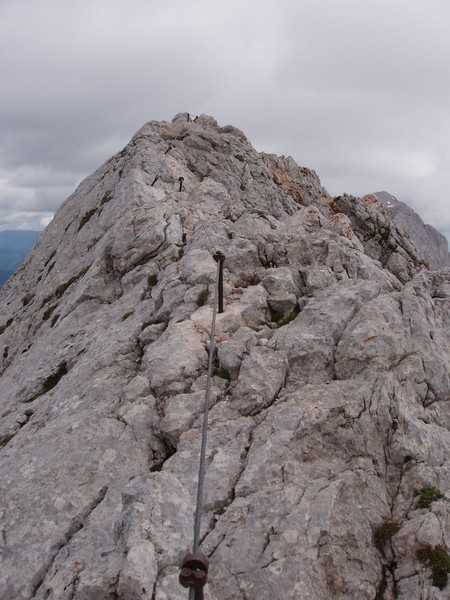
[1,114,450,599]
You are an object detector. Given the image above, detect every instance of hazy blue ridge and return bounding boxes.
[0,230,41,288]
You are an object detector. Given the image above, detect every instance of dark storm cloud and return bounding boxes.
[0,0,449,235]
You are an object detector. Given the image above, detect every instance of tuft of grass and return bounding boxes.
[379,226,391,244]
[0,317,14,335]
[270,307,298,327]
[196,287,209,307]
[373,521,401,551]
[150,462,163,472]
[43,305,57,321]
[417,544,450,590]
[55,267,89,298]
[0,432,15,447]
[47,262,55,274]
[215,367,231,381]
[44,250,57,266]
[50,314,60,328]
[147,274,158,287]
[417,487,444,509]
[55,278,75,298]
[41,293,53,307]
[41,362,68,394]
[100,190,113,205]
[78,208,98,231]
[256,210,269,220]
[22,294,34,306]
[178,248,184,258]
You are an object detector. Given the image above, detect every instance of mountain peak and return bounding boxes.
[1,116,450,599]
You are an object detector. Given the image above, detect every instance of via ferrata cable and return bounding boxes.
[179,254,223,600]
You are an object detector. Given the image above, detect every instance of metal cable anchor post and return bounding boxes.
[213,251,225,314]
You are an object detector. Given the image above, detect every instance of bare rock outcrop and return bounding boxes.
[1,113,450,599]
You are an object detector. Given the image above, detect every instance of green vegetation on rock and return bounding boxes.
[417,545,450,590]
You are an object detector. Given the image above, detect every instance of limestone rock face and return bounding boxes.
[1,114,450,599]
[371,191,450,270]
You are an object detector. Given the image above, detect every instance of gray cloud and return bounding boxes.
[1,0,449,238]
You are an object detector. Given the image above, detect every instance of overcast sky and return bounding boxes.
[1,0,449,240]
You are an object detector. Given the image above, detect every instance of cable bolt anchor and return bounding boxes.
[213,251,225,314]
[179,553,209,600]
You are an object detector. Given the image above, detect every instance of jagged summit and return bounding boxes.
[1,115,450,599]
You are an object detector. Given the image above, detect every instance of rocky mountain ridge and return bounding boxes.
[370,191,450,270]
[1,113,450,599]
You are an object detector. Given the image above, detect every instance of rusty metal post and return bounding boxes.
[213,252,225,313]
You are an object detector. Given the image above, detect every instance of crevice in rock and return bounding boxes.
[375,548,399,599]
[149,436,176,472]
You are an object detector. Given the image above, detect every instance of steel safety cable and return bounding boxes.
[181,256,221,600]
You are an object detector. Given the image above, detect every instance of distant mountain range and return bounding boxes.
[0,230,41,287]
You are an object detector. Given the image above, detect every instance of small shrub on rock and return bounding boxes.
[417,487,444,509]
[417,544,450,590]
[373,521,401,551]
[196,288,209,307]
